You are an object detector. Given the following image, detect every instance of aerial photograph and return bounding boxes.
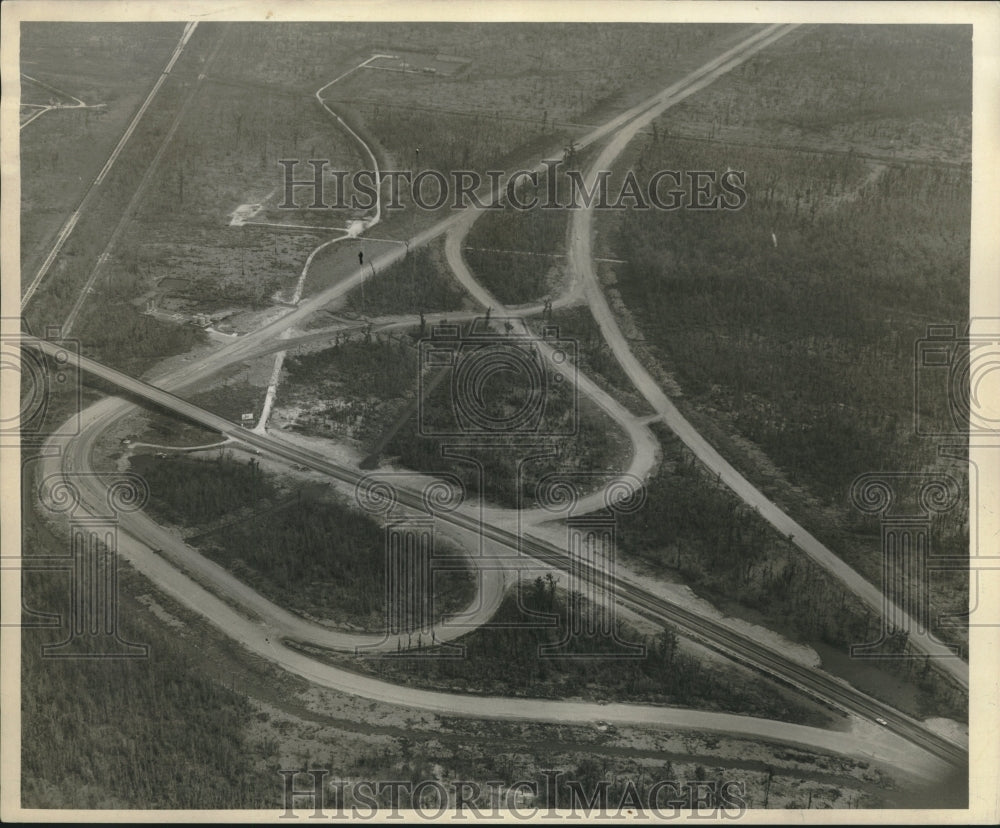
[2,1,996,822]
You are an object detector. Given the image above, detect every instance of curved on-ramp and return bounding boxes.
[27,413,954,781]
[18,23,966,778]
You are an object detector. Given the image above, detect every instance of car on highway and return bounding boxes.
[875,717,889,726]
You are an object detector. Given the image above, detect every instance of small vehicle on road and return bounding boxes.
[875,717,889,726]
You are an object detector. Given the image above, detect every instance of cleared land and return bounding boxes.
[19,21,970,812]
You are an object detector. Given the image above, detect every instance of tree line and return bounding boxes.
[365,575,821,725]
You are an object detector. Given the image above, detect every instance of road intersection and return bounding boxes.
[21,22,969,776]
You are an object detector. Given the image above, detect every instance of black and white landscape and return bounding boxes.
[5,2,996,822]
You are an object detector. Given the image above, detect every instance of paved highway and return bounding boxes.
[18,22,968,776]
[24,336,968,767]
[563,33,969,688]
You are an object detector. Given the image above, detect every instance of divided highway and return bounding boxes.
[24,336,968,766]
[17,21,969,780]
[20,22,199,311]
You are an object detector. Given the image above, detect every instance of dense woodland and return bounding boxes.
[615,427,967,720]
[130,451,276,524]
[74,307,206,378]
[20,484,274,808]
[353,577,823,726]
[612,92,970,499]
[134,452,474,628]
[607,134,971,650]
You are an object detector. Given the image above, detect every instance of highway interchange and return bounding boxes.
[21,21,969,783]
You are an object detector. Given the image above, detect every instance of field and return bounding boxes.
[463,189,570,305]
[21,24,226,336]
[342,241,472,316]
[211,23,746,135]
[83,71,367,340]
[661,25,971,162]
[19,22,764,369]
[20,24,187,287]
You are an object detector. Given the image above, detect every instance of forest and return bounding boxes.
[129,450,276,524]
[614,426,968,721]
[74,305,206,377]
[19,481,274,808]
[604,131,971,651]
[133,452,474,629]
[333,575,825,726]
